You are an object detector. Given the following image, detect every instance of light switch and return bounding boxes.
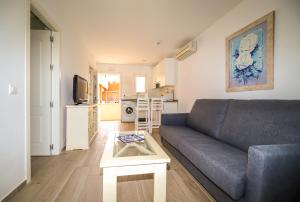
[8,84,18,95]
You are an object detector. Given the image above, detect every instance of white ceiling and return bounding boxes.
[51,0,241,65]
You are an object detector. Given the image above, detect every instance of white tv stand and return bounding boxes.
[66,104,98,150]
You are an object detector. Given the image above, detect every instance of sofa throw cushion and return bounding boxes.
[186,99,229,138]
[219,100,300,152]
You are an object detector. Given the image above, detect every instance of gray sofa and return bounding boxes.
[160,99,300,202]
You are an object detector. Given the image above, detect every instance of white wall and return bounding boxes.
[0,0,96,199]
[0,0,29,200]
[96,63,153,98]
[32,0,96,150]
[177,0,300,112]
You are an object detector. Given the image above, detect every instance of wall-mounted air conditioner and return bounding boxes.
[175,40,197,60]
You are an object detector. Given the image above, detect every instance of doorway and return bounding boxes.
[98,73,121,121]
[30,11,60,156]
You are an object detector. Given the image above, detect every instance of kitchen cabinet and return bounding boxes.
[162,101,178,114]
[152,65,158,87]
[152,58,177,88]
[122,74,135,98]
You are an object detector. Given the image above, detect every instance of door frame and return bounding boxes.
[98,73,121,103]
[25,1,61,183]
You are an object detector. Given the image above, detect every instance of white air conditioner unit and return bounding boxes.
[175,40,197,60]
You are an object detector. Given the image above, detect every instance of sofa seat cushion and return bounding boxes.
[178,137,247,200]
[160,125,215,149]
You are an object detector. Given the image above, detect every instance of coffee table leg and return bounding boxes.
[154,164,167,202]
[103,168,117,202]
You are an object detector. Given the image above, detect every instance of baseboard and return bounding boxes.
[60,146,66,152]
[1,180,26,202]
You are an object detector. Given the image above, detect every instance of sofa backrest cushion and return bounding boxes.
[219,100,300,152]
[186,99,229,138]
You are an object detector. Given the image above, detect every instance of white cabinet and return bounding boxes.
[122,74,136,97]
[152,58,177,88]
[162,102,178,114]
[66,104,98,150]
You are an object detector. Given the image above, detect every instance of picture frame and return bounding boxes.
[225,11,274,92]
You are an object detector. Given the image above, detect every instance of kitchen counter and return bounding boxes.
[163,100,178,102]
[121,98,178,102]
[121,98,137,101]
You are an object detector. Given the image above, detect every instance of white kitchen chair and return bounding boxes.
[135,97,150,132]
[150,98,163,134]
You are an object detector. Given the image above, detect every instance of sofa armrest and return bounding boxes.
[161,113,188,126]
[246,143,300,202]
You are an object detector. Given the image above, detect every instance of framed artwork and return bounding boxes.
[226,11,274,92]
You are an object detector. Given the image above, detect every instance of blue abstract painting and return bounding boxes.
[228,22,267,88]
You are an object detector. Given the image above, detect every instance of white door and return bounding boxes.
[30,30,52,156]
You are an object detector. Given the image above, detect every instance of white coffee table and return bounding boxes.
[100,130,170,202]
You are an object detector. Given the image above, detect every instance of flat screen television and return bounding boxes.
[73,75,88,104]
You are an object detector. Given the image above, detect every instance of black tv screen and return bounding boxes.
[73,75,88,104]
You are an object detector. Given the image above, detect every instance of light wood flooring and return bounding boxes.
[8,121,215,202]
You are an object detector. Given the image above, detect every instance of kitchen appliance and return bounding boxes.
[121,100,137,122]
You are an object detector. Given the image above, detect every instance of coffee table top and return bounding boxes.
[100,131,170,168]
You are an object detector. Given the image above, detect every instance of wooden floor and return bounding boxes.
[9,121,215,202]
